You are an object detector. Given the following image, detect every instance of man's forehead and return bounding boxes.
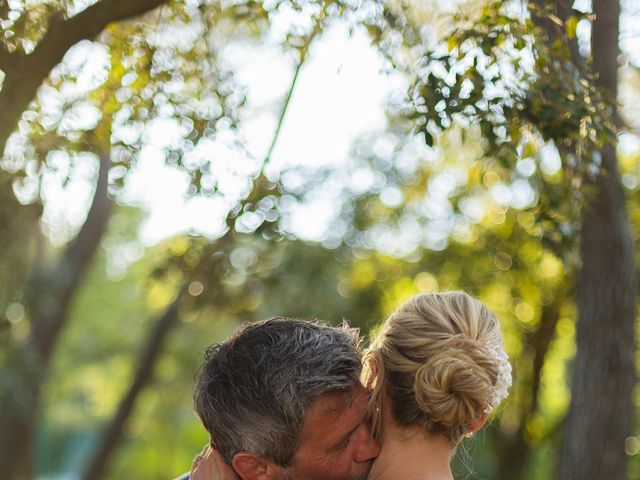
[290,384,375,480]
[316,389,357,414]
[300,386,367,441]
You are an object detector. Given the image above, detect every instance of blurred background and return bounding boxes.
[0,0,639,478]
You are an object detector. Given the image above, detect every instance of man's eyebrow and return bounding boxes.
[329,426,358,452]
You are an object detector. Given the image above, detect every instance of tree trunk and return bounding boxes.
[0,153,114,479]
[556,0,637,478]
[496,300,561,480]
[82,287,186,480]
[0,174,41,310]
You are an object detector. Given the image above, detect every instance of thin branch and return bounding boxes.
[227,23,320,222]
[262,26,320,168]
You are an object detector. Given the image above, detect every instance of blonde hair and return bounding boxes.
[362,292,509,445]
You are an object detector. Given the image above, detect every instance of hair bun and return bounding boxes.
[414,340,495,427]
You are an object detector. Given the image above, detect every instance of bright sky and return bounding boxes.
[28,16,403,254]
[112,21,403,245]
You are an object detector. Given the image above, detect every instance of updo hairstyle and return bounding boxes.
[362,292,510,445]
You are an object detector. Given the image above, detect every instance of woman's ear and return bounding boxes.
[467,412,488,435]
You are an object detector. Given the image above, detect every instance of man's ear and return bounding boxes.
[467,412,488,435]
[232,452,279,480]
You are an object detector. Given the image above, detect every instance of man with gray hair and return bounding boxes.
[189,317,380,480]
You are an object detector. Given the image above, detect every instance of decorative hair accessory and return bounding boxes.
[483,340,512,414]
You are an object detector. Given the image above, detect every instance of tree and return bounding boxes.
[0,1,265,476]
[0,0,171,158]
[0,5,172,474]
[0,2,171,321]
[557,1,636,478]
[398,0,636,477]
[2,0,638,478]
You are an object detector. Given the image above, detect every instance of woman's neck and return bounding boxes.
[368,396,454,480]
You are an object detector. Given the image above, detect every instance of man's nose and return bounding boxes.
[354,425,381,462]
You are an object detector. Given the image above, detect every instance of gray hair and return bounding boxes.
[193,317,363,466]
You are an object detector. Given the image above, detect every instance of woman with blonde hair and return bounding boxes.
[362,291,511,480]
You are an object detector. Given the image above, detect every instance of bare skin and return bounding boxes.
[367,392,454,480]
[191,385,379,480]
[190,445,238,480]
[282,387,379,480]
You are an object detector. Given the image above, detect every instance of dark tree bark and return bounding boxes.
[495,300,562,480]
[556,0,637,478]
[0,153,114,479]
[82,287,186,480]
[530,0,582,69]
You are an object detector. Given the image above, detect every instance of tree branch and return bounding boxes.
[31,152,115,360]
[0,45,16,73]
[0,1,9,22]
[262,26,319,167]
[530,0,584,72]
[38,0,169,55]
[82,287,187,480]
[0,0,169,158]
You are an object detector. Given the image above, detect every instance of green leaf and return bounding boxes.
[447,36,457,52]
[510,124,522,144]
[565,16,578,40]
[522,142,536,159]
